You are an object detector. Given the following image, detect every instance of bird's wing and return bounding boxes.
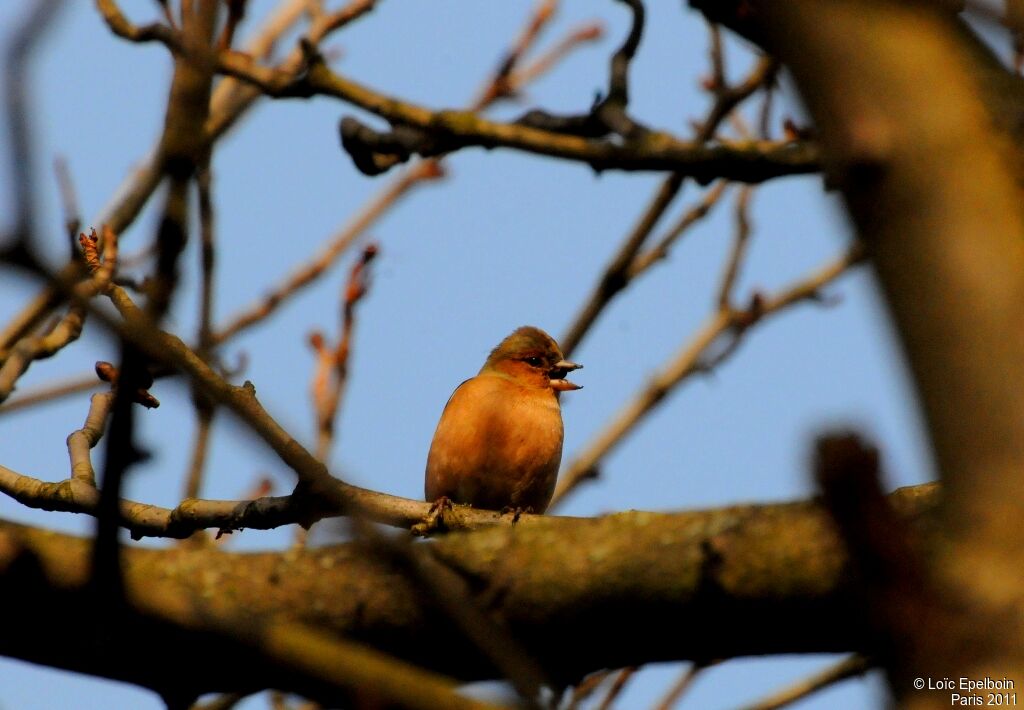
[440,378,473,413]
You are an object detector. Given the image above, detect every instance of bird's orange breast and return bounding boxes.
[424,374,564,513]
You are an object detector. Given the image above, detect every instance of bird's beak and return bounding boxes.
[549,360,583,391]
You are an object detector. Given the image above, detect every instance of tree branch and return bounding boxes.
[96,1,820,181]
[0,483,938,694]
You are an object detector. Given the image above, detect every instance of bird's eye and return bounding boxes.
[525,356,543,367]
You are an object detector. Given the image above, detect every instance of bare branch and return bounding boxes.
[653,663,707,710]
[596,667,637,710]
[560,173,685,356]
[715,186,754,308]
[627,180,729,277]
[552,244,866,506]
[743,654,869,710]
[0,374,100,414]
[95,4,819,180]
[211,164,439,345]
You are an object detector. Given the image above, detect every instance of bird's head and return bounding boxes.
[481,326,582,392]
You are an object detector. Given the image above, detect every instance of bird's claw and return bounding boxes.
[499,505,533,524]
[411,496,454,537]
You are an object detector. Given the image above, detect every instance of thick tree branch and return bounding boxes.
[0,483,938,695]
[0,517,495,709]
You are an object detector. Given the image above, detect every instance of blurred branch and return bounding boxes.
[182,163,217,503]
[183,404,214,500]
[627,180,729,277]
[505,22,604,99]
[54,157,82,256]
[653,663,707,710]
[747,0,1024,701]
[0,227,121,405]
[566,670,612,709]
[715,186,754,308]
[743,654,869,710]
[1,0,63,261]
[595,667,637,710]
[356,521,552,707]
[0,374,100,414]
[0,1,70,352]
[0,304,88,404]
[146,0,217,320]
[470,0,556,108]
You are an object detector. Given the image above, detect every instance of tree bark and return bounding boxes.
[0,483,937,698]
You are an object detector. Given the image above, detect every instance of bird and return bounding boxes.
[424,326,582,514]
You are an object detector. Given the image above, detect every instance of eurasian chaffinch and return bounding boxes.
[424,326,582,514]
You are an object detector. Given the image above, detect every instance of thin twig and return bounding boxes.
[0,373,100,414]
[566,670,612,710]
[183,406,214,500]
[561,173,685,356]
[196,164,216,352]
[181,162,218,504]
[552,244,866,507]
[309,244,378,461]
[693,25,777,143]
[741,654,870,710]
[0,0,375,367]
[211,166,434,345]
[627,180,729,277]
[54,156,82,257]
[560,46,778,356]
[470,0,556,109]
[596,666,638,710]
[2,0,62,256]
[203,0,379,140]
[0,226,117,404]
[507,21,604,91]
[715,186,754,308]
[295,244,378,549]
[100,0,818,179]
[653,662,708,710]
[0,0,67,351]
[212,0,584,345]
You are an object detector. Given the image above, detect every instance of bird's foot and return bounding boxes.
[411,496,454,537]
[499,505,533,525]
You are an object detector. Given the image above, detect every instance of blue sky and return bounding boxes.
[0,2,935,707]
